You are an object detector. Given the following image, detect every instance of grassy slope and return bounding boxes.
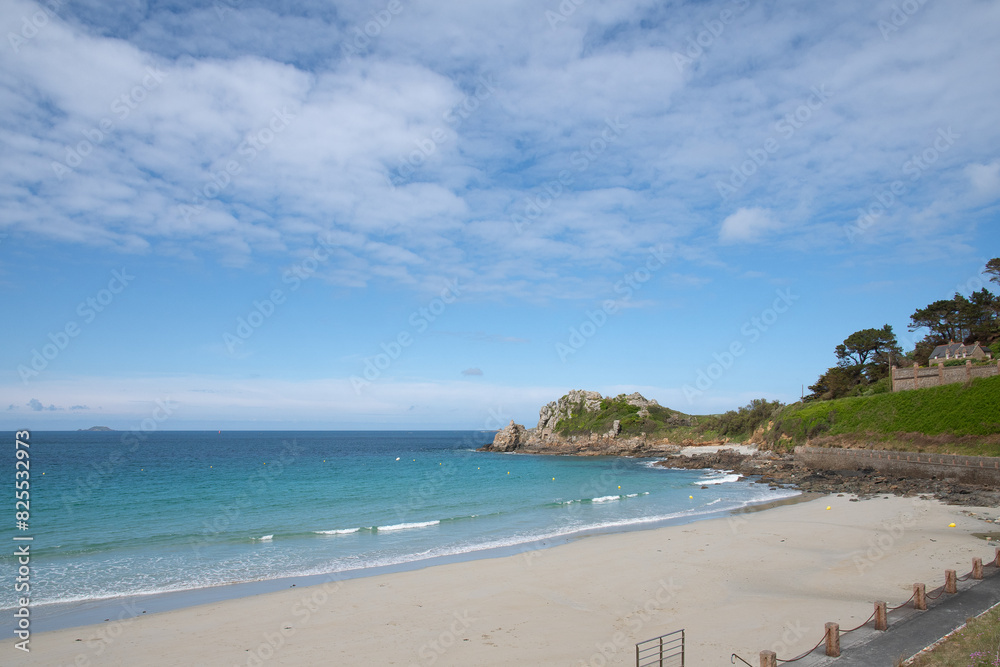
[554,396,714,440]
[908,603,1000,667]
[769,375,1000,456]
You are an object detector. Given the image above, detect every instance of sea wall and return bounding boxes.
[891,361,1000,392]
[795,446,1000,487]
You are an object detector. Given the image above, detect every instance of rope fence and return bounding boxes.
[751,548,1000,667]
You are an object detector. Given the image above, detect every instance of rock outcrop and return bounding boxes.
[491,420,527,452]
[480,390,708,456]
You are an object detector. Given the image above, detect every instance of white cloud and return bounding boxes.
[1,0,998,296]
[718,208,781,244]
[965,161,1000,195]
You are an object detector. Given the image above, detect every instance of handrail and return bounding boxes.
[769,557,997,662]
[636,629,684,667]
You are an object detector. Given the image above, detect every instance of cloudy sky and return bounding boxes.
[1,0,998,430]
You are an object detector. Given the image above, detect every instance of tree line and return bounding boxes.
[806,258,1000,401]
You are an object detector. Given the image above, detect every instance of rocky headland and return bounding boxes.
[481,390,730,456]
[480,390,1000,507]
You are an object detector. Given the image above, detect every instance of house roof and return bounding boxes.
[928,342,983,359]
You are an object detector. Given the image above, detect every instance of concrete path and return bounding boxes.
[790,562,1000,666]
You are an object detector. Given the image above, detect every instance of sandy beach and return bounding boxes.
[5,494,997,666]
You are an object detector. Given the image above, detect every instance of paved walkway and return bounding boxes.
[789,561,1000,667]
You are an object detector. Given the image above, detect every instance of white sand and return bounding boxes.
[677,443,758,456]
[5,494,997,666]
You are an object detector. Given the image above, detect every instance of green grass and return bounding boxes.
[768,375,1000,455]
[907,603,1000,667]
[554,395,712,439]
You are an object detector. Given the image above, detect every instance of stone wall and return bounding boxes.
[891,361,1000,392]
[795,446,1000,486]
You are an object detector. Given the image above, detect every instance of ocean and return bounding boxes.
[2,430,797,630]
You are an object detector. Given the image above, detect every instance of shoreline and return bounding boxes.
[5,486,805,635]
[4,494,997,666]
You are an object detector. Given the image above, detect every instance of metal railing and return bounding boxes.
[636,629,684,667]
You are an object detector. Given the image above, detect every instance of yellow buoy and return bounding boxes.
[618,486,621,489]
[552,477,555,481]
[689,495,693,499]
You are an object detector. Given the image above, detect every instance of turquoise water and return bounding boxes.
[1,431,796,612]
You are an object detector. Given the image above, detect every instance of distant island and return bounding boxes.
[78,426,114,431]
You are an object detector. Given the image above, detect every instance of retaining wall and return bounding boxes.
[795,446,1000,486]
[891,361,1000,392]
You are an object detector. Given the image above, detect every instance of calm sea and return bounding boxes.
[1,431,797,628]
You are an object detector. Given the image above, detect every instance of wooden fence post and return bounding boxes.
[995,547,1000,567]
[875,601,887,631]
[914,583,926,610]
[825,623,840,657]
[973,558,983,580]
[760,650,777,667]
[946,569,957,594]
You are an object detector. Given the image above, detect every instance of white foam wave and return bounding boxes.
[254,535,273,542]
[375,520,440,532]
[314,528,361,535]
[695,473,741,485]
[564,492,649,505]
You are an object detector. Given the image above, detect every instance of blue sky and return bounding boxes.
[1,0,998,430]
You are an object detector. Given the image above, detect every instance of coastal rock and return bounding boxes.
[656,450,1000,507]
[491,420,527,452]
[536,390,602,437]
[478,390,701,456]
